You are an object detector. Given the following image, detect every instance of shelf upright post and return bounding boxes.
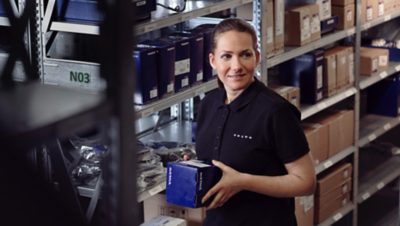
[353,0,363,225]
[98,0,138,226]
[253,0,268,85]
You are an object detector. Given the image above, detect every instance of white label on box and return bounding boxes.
[323,0,331,20]
[343,170,349,178]
[346,10,353,22]
[372,58,379,72]
[384,123,391,130]
[197,72,203,81]
[311,14,320,33]
[302,16,311,41]
[379,55,388,66]
[182,160,211,168]
[175,59,190,76]
[167,83,174,93]
[317,66,323,89]
[340,56,346,65]
[150,88,158,98]
[267,26,273,44]
[275,0,284,35]
[332,60,336,69]
[302,195,314,212]
[342,184,348,193]
[367,7,373,21]
[377,182,385,190]
[181,77,189,87]
[378,2,385,17]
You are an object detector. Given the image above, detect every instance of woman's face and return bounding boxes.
[209,30,260,93]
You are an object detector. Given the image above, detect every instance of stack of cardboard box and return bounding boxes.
[360,47,389,76]
[332,0,355,30]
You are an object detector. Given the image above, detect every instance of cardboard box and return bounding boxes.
[331,0,354,5]
[332,4,355,30]
[308,4,321,42]
[295,195,314,226]
[323,50,337,97]
[316,0,332,20]
[316,162,352,196]
[287,86,301,109]
[378,0,385,17]
[166,160,222,208]
[316,178,352,207]
[302,123,329,165]
[285,5,311,46]
[274,0,285,51]
[360,47,389,75]
[314,192,351,224]
[337,110,354,151]
[271,85,289,99]
[141,216,187,226]
[144,193,206,226]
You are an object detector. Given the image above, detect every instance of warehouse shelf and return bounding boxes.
[359,62,400,90]
[47,0,252,35]
[315,146,356,175]
[266,28,356,68]
[373,207,399,226]
[135,0,252,35]
[316,203,354,226]
[300,87,357,120]
[43,58,105,92]
[361,9,400,31]
[135,79,218,119]
[357,156,400,204]
[0,16,9,26]
[50,21,99,35]
[78,176,166,203]
[359,114,400,147]
[0,82,111,150]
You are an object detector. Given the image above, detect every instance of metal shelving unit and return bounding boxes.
[0,16,9,26]
[361,9,400,31]
[266,28,356,68]
[357,156,400,204]
[315,146,356,175]
[300,87,357,120]
[359,62,400,90]
[316,203,355,226]
[359,114,400,147]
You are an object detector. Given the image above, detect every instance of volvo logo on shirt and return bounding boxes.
[233,133,253,139]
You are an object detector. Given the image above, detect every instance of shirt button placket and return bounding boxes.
[213,107,229,159]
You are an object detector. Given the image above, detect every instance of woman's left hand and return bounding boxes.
[202,160,244,210]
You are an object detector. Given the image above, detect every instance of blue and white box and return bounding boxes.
[161,36,191,92]
[170,31,204,86]
[166,160,222,208]
[56,0,104,23]
[133,46,159,104]
[140,39,175,98]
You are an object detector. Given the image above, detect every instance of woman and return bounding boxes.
[195,18,316,226]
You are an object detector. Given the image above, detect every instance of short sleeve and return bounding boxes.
[270,103,309,163]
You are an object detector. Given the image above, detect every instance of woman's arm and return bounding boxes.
[202,153,316,209]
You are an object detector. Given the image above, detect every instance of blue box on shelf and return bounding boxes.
[191,24,217,82]
[140,39,175,98]
[56,0,104,23]
[320,16,338,35]
[166,160,222,208]
[278,49,325,104]
[366,45,400,62]
[133,46,159,105]
[367,74,400,117]
[161,36,191,92]
[170,31,204,86]
[0,1,5,17]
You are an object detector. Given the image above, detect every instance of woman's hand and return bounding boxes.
[201,160,244,210]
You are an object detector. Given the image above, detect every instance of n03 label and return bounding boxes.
[70,71,90,84]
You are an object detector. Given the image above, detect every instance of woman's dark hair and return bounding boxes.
[211,18,258,53]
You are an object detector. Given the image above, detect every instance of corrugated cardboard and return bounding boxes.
[331,0,354,6]
[316,0,332,20]
[308,4,321,42]
[332,4,355,30]
[287,86,301,109]
[323,50,337,97]
[144,193,206,226]
[285,5,311,46]
[316,162,352,196]
[314,192,351,224]
[295,195,314,226]
[316,178,352,207]
[274,0,285,52]
[337,110,354,152]
[302,123,329,165]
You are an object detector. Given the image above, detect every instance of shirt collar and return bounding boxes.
[216,77,264,111]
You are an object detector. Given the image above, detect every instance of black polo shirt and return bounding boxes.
[195,79,309,226]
